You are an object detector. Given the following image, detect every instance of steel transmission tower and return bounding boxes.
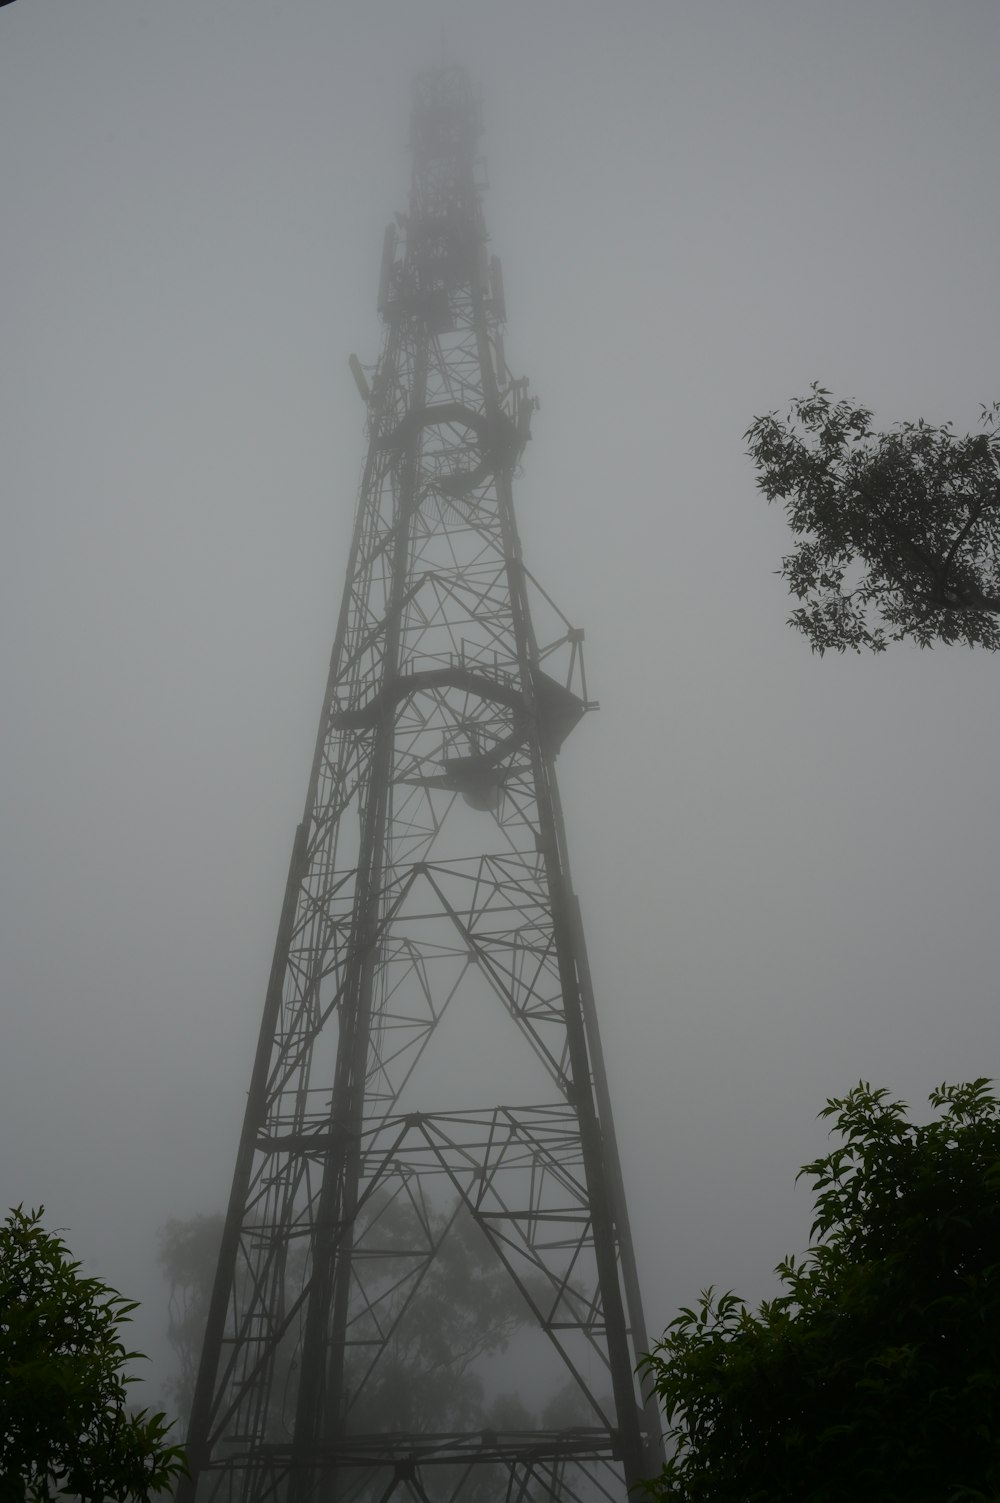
[181,65,662,1503]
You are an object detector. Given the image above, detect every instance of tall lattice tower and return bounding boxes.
[180,65,662,1503]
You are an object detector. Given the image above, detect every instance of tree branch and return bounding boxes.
[942,490,992,583]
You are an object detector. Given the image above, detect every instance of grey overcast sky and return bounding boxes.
[3,0,1000,1402]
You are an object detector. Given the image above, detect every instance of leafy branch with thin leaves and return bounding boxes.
[746,385,1000,652]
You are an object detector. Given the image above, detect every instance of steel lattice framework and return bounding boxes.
[179,65,662,1503]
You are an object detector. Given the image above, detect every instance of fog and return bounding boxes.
[3,0,1000,1416]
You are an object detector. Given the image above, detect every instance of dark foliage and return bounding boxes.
[746,386,1000,652]
[639,1080,1000,1503]
[0,1206,187,1503]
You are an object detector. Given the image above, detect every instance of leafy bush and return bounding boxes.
[640,1081,1000,1503]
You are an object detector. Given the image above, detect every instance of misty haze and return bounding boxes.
[3,3,1000,1500]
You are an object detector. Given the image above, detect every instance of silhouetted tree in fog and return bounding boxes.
[158,1213,224,1424]
[746,386,1000,652]
[160,1195,590,1435]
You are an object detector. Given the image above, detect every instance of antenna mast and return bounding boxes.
[180,65,662,1503]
